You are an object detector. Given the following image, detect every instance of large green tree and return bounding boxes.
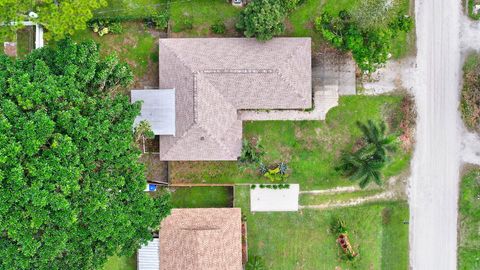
[0,0,107,40]
[236,0,286,41]
[0,39,171,270]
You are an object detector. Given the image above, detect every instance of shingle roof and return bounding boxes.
[159,208,242,270]
[159,38,312,160]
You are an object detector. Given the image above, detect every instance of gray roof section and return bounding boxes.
[137,238,160,270]
[131,89,176,136]
[158,38,312,160]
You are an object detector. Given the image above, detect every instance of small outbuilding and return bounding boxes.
[131,89,176,136]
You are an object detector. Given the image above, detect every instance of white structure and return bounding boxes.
[250,184,299,212]
[131,89,176,136]
[137,238,160,270]
[18,21,43,49]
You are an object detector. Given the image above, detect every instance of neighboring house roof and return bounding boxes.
[131,89,176,136]
[137,238,160,270]
[159,208,242,270]
[158,38,312,160]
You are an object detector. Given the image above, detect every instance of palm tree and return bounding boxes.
[338,144,385,188]
[356,120,397,161]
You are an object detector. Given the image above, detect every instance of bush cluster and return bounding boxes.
[251,183,290,189]
[145,8,170,30]
[88,19,123,36]
[211,19,226,35]
[315,10,413,72]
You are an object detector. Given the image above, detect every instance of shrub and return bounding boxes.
[279,0,303,13]
[265,184,271,188]
[250,184,256,189]
[236,0,286,41]
[147,9,170,30]
[180,15,193,31]
[109,21,123,34]
[210,19,226,35]
[240,138,265,164]
[330,217,348,234]
[259,184,265,188]
[246,255,266,270]
[272,185,278,189]
[89,19,123,36]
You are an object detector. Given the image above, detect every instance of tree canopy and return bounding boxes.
[315,0,413,72]
[236,0,286,41]
[0,0,107,40]
[0,39,171,270]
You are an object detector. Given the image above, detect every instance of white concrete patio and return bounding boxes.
[250,184,299,212]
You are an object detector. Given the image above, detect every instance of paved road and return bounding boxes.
[409,0,462,269]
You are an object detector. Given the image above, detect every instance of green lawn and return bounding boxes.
[70,22,157,84]
[170,186,233,208]
[94,0,166,19]
[235,186,409,270]
[458,169,480,270]
[170,95,412,190]
[287,0,414,58]
[169,0,241,36]
[103,255,136,270]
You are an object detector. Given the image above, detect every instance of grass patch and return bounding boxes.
[70,21,157,83]
[170,186,233,208]
[170,95,412,190]
[458,169,480,269]
[461,53,480,130]
[94,0,167,19]
[235,186,409,269]
[103,255,135,270]
[169,0,241,36]
[299,189,382,205]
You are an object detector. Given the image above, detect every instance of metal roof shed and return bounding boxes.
[131,89,175,136]
[137,238,160,270]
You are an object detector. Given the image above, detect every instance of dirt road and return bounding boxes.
[409,0,462,269]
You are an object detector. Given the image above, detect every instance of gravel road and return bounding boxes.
[409,0,462,269]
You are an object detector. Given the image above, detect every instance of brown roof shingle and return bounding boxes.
[159,208,242,270]
[159,38,312,160]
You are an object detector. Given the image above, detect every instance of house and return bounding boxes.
[132,38,316,161]
[137,208,243,270]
